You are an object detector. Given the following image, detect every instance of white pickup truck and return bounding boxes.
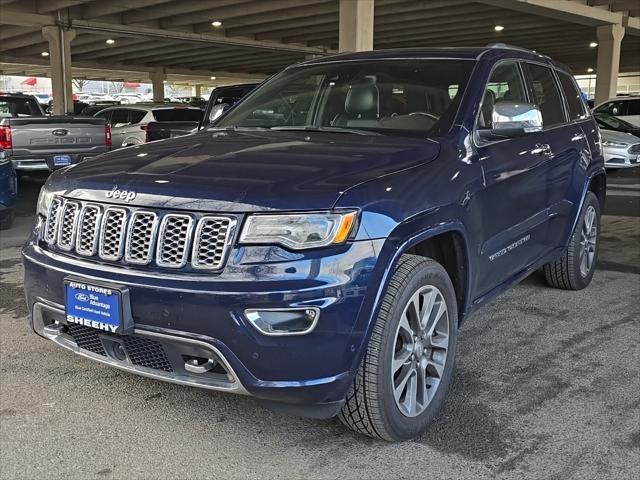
[0,93,110,173]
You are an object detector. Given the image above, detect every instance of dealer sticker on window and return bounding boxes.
[64,280,122,333]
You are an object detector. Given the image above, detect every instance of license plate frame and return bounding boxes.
[53,154,72,167]
[63,278,133,334]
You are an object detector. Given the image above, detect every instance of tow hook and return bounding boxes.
[184,357,217,374]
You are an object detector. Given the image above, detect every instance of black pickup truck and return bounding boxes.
[145,83,257,142]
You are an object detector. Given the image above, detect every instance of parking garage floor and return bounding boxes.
[1,170,639,480]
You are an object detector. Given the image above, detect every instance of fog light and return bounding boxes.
[245,308,320,336]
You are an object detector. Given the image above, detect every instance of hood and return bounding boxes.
[601,128,640,144]
[50,129,440,212]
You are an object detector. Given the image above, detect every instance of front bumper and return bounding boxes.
[23,223,383,414]
[603,146,640,168]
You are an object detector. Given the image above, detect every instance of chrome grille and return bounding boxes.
[125,211,158,265]
[192,216,236,270]
[42,196,234,271]
[628,144,640,155]
[99,208,128,261]
[75,205,101,256]
[56,201,79,251]
[156,214,193,268]
[44,197,63,244]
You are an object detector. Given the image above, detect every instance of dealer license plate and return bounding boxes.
[53,155,71,166]
[64,280,122,333]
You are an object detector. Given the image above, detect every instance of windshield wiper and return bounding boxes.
[270,125,381,136]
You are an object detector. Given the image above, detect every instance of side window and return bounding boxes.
[110,109,131,127]
[95,110,112,123]
[524,63,566,128]
[626,99,640,116]
[130,110,147,124]
[478,62,528,129]
[557,72,588,121]
[595,100,626,116]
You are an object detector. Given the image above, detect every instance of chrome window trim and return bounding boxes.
[124,210,159,265]
[191,216,237,270]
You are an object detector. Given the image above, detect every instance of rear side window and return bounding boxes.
[0,97,43,117]
[626,99,640,115]
[595,100,627,116]
[524,63,566,128]
[94,110,112,122]
[557,72,587,121]
[130,110,147,124]
[111,109,131,126]
[152,108,203,121]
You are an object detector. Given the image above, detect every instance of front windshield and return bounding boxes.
[216,59,475,137]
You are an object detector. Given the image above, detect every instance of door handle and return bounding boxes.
[571,132,585,141]
[531,144,552,156]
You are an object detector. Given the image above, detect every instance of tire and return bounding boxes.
[0,209,14,230]
[338,254,458,441]
[543,191,600,290]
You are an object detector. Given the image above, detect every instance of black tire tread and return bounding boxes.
[338,254,438,441]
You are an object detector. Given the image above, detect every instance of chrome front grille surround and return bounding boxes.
[44,197,236,271]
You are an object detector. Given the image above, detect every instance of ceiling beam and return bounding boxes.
[80,0,174,19]
[0,9,55,27]
[37,0,88,14]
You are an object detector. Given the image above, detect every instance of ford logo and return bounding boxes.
[74,293,89,302]
[52,129,69,136]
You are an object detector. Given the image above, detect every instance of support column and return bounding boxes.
[42,26,76,115]
[594,23,625,105]
[149,69,166,102]
[193,84,202,97]
[338,0,374,52]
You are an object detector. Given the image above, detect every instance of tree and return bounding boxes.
[72,79,87,92]
[110,81,125,94]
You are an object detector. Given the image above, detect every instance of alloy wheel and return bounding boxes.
[579,205,597,277]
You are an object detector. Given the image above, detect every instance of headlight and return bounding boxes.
[239,211,357,250]
[602,140,628,148]
[36,185,54,217]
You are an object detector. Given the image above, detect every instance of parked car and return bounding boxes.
[79,102,122,117]
[594,96,640,126]
[113,93,143,104]
[24,45,605,441]
[0,93,110,173]
[601,129,640,169]
[0,152,17,229]
[94,104,203,148]
[594,112,640,137]
[145,83,258,142]
[172,96,207,109]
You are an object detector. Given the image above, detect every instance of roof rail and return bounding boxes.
[485,43,546,56]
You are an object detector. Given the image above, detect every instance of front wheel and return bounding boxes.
[339,255,458,441]
[543,191,600,290]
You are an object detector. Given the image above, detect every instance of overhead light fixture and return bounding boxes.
[211,20,222,28]
[587,67,594,73]
[589,41,598,48]
[210,76,217,80]
[106,39,115,45]
[41,51,49,57]
[494,25,504,32]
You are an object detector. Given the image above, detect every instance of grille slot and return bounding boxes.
[76,204,102,256]
[99,208,128,261]
[57,201,80,251]
[43,196,234,271]
[156,214,194,268]
[192,216,236,270]
[125,211,158,265]
[66,324,107,356]
[122,336,173,372]
[44,197,63,244]
[629,144,640,155]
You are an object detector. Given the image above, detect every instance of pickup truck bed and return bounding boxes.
[1,116,109,172]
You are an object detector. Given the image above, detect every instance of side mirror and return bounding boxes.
[479,101,543,141]
[209,103,230,123]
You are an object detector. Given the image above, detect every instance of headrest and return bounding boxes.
[345,79,379,117]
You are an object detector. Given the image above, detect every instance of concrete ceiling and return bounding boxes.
[0,0,639,84]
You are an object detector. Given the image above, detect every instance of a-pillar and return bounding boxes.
[594,23,625,105]
[338,0,374,52]
[149,69,167,102]
[42,26,76,115]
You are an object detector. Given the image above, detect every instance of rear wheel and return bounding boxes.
[338,255,457,441]
[543,192,600,290]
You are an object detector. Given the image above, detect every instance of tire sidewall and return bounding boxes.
[571,192,600,289]
[378,260,458,441]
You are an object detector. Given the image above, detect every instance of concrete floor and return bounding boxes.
[1,170,638,480]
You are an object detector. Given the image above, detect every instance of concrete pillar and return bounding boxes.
[193,84,202,97]
[149,69,166,102]
[594,23,625,105]
[338,0,374,52]
[42,26,76,115]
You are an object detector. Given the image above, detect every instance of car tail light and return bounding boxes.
[0,125,12,149]
[105,124,111,148]
[140,124,149,142]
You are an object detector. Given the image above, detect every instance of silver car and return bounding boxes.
[94,104,203,148]
[601,128,640,169]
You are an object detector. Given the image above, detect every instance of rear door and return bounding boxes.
[108,108,132,147]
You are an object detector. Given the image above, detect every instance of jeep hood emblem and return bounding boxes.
[106,186,136,202]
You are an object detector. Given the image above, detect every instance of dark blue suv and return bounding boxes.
[23,46,605,441]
